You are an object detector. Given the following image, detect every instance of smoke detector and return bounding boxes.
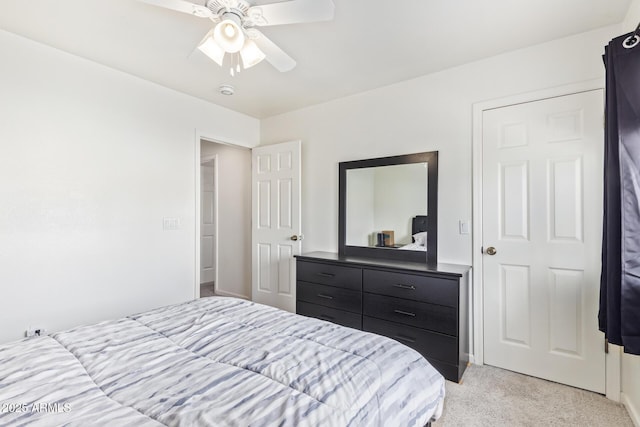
[219,84,235,96]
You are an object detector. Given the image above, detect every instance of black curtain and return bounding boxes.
[600,31,640,355]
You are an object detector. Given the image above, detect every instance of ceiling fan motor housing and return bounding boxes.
[207,0,250,19]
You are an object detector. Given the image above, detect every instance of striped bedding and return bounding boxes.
[0,297,445,426]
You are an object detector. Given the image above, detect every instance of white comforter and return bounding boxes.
[0,297,445,426]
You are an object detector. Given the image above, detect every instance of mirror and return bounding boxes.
[339,151,438,264]
[346,162,428,247]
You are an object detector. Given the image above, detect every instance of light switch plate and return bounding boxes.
[459,220,471,235]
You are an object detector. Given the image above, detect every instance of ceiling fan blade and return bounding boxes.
[251,29,296,72]
[138,0,212,18]
[248,0,334,26]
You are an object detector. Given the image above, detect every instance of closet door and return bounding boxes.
[482,90,605,393]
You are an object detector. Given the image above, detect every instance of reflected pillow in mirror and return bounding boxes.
[413,232,427,246]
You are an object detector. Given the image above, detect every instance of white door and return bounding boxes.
[251,141,301,312]
[200,159,216,287]
[482,90,605,392]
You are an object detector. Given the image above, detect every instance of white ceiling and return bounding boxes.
[0,0,631,118]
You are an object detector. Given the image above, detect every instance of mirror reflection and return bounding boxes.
[346,162,428,250]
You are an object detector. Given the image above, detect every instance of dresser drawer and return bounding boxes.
[297,281,362,313]
[363,293,457,336]
[363,269,458,307]
[297,301,362,329]
[363,316,458,364]
[297,260,362,291]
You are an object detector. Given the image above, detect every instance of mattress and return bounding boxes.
[0,297,445,426]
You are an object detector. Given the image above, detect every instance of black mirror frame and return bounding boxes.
[338,151,438,265]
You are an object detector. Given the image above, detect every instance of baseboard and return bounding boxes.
[622,392,640,427]
[215,289,250,300]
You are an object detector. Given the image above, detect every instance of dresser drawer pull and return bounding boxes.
[393,309,416,317]
[316,272,336,278]
[317,294,334,300]
[393,284,416,291]
[394,334,417,344]
[319,314,335,321]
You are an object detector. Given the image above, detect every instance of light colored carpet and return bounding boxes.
[433,364,634,427]
[200,282,216,297]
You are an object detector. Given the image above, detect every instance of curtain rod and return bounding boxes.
[623,22,640,49]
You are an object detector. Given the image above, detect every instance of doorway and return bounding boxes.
[198,139,252,300]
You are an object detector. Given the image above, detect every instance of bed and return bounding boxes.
[399,215,428,251]
[0,297,445,426]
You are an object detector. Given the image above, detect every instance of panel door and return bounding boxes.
[251,141,301,312]
[200,160,216,285]
[482,90,605,392]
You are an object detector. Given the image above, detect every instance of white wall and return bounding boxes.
[373,163,427,245]
[346,168,374,246]
[0,29,259,344]
[623,352,640,425]
[262,25,621,266]
[200,141,251,299]
[621,2,640,423]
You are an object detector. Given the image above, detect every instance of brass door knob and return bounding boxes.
[290,235,304,241]
[486,246,497,255]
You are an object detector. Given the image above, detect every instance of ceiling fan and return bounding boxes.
[140,0,335,74]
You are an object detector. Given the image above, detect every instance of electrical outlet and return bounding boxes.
[163,217,180,231]
[26,326,47,338]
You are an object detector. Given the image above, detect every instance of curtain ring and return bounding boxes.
[623,35,640,49]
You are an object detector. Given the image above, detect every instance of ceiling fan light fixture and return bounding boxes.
[141,0,336,73]
[213,13,245,53]
[197,33,225,66]
[240,39,266,69]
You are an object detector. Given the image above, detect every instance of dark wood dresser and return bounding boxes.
[295,251,470,383]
